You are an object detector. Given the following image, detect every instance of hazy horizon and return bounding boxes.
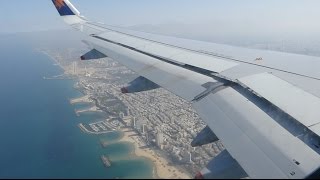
[1,0,320,42]
[1,0,320,57]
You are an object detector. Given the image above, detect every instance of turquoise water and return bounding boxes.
[0,35,153,178]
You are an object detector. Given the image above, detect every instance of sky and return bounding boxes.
[1,0,320,41]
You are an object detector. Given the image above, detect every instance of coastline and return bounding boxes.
[40,49,192,179]
[119,127,191,179]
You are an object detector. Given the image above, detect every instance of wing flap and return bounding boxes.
[193,87,320,178]
[239,73,320,136]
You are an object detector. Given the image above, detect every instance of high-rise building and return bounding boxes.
[85,66,90,77]
[156,132,164,147]
[132,117,136,128]
[73,61,77,75]
[145,132,149,143]
[135,117,146,131]
[142,124,147,134]
[126,108,130,116]
[188,152,193,163]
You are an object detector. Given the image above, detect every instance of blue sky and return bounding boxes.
[1,0,320,40]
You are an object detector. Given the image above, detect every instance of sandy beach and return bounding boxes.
[119,128,191,179]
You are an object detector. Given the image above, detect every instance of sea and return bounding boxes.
[0,33,153,179]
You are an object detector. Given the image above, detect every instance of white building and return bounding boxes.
[156,132,164,147]
[142,124,147,134]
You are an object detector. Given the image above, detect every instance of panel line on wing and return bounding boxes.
[91,35,216,75]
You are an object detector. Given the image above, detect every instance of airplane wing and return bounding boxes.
[51,0,320,178]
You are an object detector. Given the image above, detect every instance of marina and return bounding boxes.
[78,123,114,135]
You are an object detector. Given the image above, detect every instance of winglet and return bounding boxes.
[51,0,80,16]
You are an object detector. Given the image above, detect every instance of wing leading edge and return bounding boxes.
[50,1,320,178]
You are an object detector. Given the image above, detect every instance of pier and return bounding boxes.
[100,139,108,148]
[43,74,73,80]
[101,155,111,167]
[75,106,102,116]
[70,95,91,104]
